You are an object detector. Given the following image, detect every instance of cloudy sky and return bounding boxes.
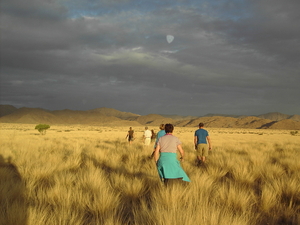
[1,0,299,116]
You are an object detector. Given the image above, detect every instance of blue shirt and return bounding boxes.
[194,129,209,144]
[154,130,166,148]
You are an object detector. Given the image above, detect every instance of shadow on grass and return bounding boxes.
[0,155,27,225]
[78,151,161,224]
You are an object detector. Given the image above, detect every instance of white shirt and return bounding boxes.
[144,129,152,138]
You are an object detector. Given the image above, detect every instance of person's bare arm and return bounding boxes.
[154,144,160,163]
[194,136,197,145]
[177,144,184,160]
[207,136,212,150]
[194,136,198,149]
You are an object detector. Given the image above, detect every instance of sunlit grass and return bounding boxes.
[0,123,299,225]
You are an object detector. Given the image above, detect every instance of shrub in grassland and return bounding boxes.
[290,130,298,136]
[35,124,50,135]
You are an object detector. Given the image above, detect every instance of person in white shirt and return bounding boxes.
[143,126,152,146]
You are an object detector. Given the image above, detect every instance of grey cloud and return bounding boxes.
[225,1,300,63]
[1,0,299,116]
[2,0,67,20]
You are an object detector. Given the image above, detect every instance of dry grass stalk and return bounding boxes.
[0,124,299,225]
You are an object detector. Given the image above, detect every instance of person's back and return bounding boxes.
[155,129,166,145]
[158,134,181,153]
[151,130,156,142]
[128,129,134,137]
[144,129,152,138]
[195,128,208,144]
[151,124,166,158]
[126,127,135,144]
[144,127,152,146]
[194,123,211,164]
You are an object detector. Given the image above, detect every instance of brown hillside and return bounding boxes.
[179,116,238,128]
[267,119,300,130]
[234,116,273,129]
[173,119,195,127]
[102,120,141,127]
[15,113,61,124]
[0,107,60,124]
[174,116,274,129]
[51,110,123,124]
[160,114,197,121]
[0,108,136,125]
[88,107,140,120]
[200,116,237,128]
[258,112,290,121]
[51,110,91,124]
[0,105,18,117]
[289,115,300,122]
[136,114,174,126]
[1,105,299,129]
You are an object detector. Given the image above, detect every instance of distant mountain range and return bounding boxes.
[0,105,300,130]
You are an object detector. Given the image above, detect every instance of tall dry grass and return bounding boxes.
[0,123,299,225]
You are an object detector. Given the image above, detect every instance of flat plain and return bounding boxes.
[0,123,299,225]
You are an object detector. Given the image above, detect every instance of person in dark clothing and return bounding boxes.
[126,127,135,144]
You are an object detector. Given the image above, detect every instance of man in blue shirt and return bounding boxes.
[194,123,212,164]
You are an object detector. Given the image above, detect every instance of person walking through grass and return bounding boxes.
[143,126,152,146]
[194,122,212,165]
[126,127,135,144]
[154,124,190,185]
[151,129,156,142]
[150,124,166,158]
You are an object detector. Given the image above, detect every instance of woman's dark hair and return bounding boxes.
[164,123,174,133]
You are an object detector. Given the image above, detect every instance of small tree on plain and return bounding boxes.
[290,131,298,136]
[35,124,50,135]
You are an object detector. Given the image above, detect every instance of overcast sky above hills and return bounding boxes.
[1,0,300,116]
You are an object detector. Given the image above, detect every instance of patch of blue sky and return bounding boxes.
[64,3,114,18]
[64,0,200,18]
[63,2,114,18]
[63,0,253,22]
[201,0,253,21]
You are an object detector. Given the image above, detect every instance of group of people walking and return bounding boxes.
[126,123,212,185]
[125,126,156,145]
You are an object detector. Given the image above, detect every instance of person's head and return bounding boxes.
[129,127,132,130]
[164,123,174,133]
[159,124,165,130]
[145,126,148,130]
[199,123,204,128]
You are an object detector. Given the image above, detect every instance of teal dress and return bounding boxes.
[157,153,190,182]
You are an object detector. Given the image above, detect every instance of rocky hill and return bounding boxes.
[136,114,175,125]
[87,108,140,120]
[0,105,299,130]
[159,114,197,121]
[0,107,139,126]
[0,105,18,117]
[257,112,291,121]
[0,107,60,124]
[265,119,300,130]
[289,114,300,122]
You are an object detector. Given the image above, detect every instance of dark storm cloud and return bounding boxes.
[1,0,299,116]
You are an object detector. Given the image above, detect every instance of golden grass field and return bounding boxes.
[0,123,299,225]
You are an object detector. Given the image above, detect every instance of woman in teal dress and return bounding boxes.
[153,124,190,185]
